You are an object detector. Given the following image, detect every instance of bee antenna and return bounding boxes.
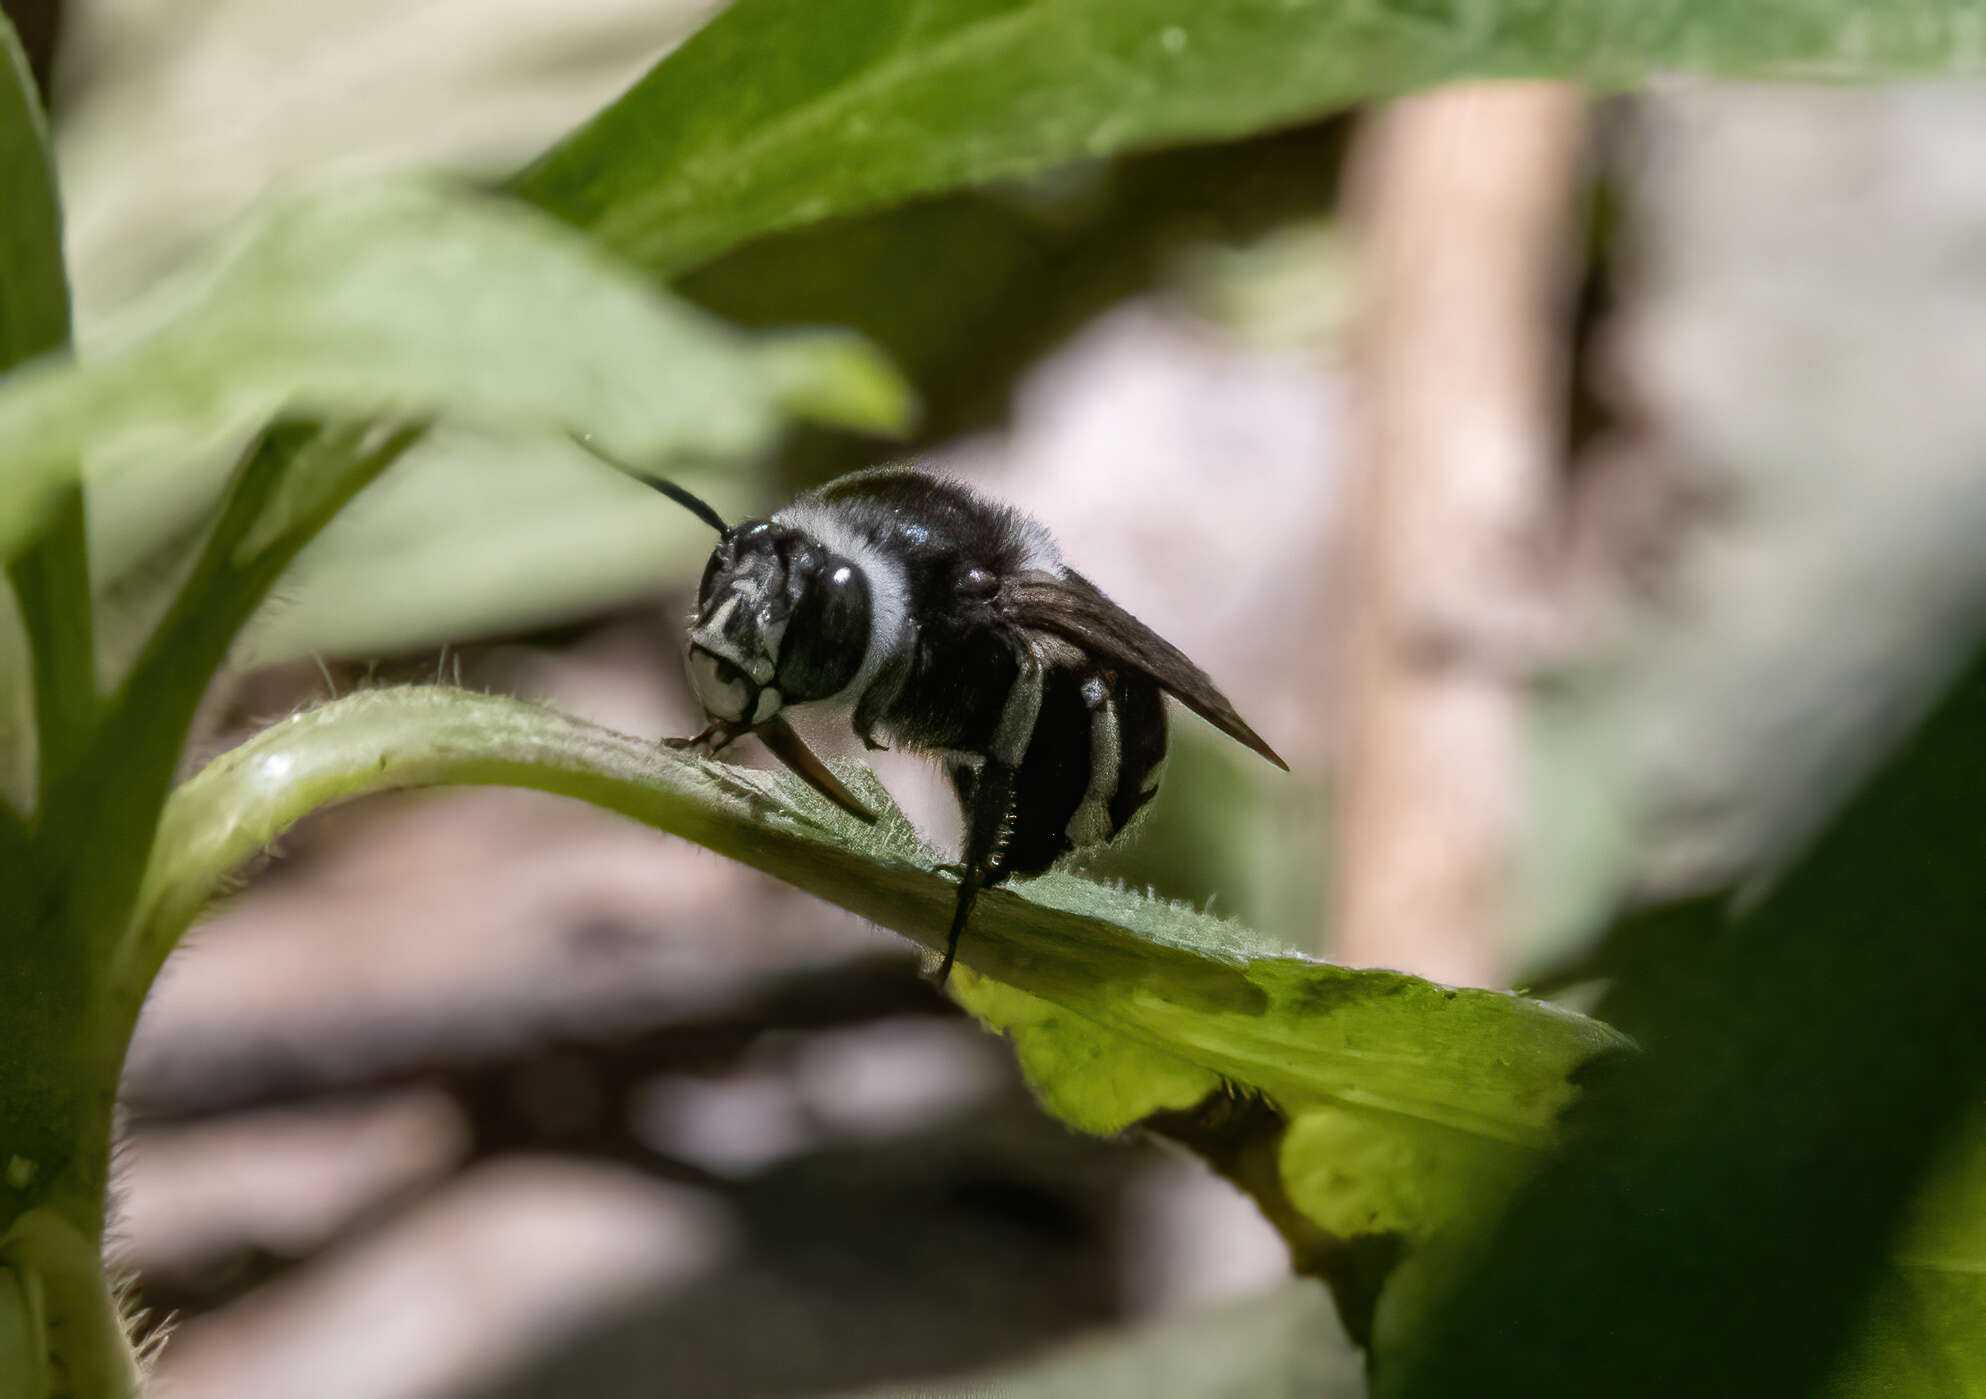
[567,433,728,533]
[644,477,729,534]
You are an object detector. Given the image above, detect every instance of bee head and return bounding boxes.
[685,520,872,728]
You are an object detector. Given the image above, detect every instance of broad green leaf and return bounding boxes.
[128,686,1626,1300]
[517,0,1986,281]
[0,174,911,566]
[1824,1265,1986,1399]
[1393,634,1986,1398]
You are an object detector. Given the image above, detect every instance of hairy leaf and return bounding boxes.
[0,1209,140,1399]
[130,687,1626,1307]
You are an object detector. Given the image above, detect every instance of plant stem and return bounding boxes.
[8,482,97,807]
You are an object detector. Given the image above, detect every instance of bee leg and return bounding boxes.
[937,870,986,987]
[664,721,742,756]
[853,647,912,752]
[935,644,1043,985]
[937,757,1017,986]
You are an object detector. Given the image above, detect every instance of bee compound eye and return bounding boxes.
[687,647,753,722]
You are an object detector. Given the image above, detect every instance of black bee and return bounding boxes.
[651,466,1287,983]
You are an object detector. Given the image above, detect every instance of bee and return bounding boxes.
[651,465,1287,983]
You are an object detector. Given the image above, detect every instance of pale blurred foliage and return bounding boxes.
[55,0,721,318]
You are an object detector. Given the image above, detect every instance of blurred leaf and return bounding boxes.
[0,586,28,817]
[234,323,908,667]
[232,432,740,666]
[677,123,1347,478]
[1823,1107,1986,1397]
[839,1279,1361,1399]
[518,0,1986,281]
[756,328,923,438]
[0,16,61,830]
[0,174,912,567]
[1826,1264,1986,1399]
[1392,634,1986,1398]
[0,16,63,368]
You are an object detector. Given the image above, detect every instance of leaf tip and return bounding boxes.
[757,329,919,438]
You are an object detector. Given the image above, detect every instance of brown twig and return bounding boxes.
[1332,83,1588,986]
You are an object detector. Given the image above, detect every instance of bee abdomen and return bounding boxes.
[989,668,1167,880]
[1107,673,1167,833]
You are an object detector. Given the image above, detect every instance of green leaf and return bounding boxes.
[230,432,745,666]
[0,586,30,816]
[127,686,1627,1312]
[0,174,913,567]
[677,122,1346,482]
[1823,1107,1986,1398]
[0,1209,141,1399]
[952,972,1222,1135]
[0,16,64,368]
[517,0,1986,280]
[0,12,76,843]
[1392,633,1986,1398]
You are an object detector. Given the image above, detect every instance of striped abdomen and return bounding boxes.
[948,664,1167,880]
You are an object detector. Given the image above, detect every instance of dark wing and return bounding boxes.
[1005,571,1289,771]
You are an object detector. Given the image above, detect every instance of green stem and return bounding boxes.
[8,483,98,807]
[0,422,417,1297]
[1,1210,141,1399]
[34,422,416,954]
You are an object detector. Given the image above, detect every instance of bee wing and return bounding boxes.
[1005,571,1289,771]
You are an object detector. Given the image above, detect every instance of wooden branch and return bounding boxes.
[1332,83,1587,986]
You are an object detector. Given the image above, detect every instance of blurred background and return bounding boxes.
[13,0,1986,1394]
